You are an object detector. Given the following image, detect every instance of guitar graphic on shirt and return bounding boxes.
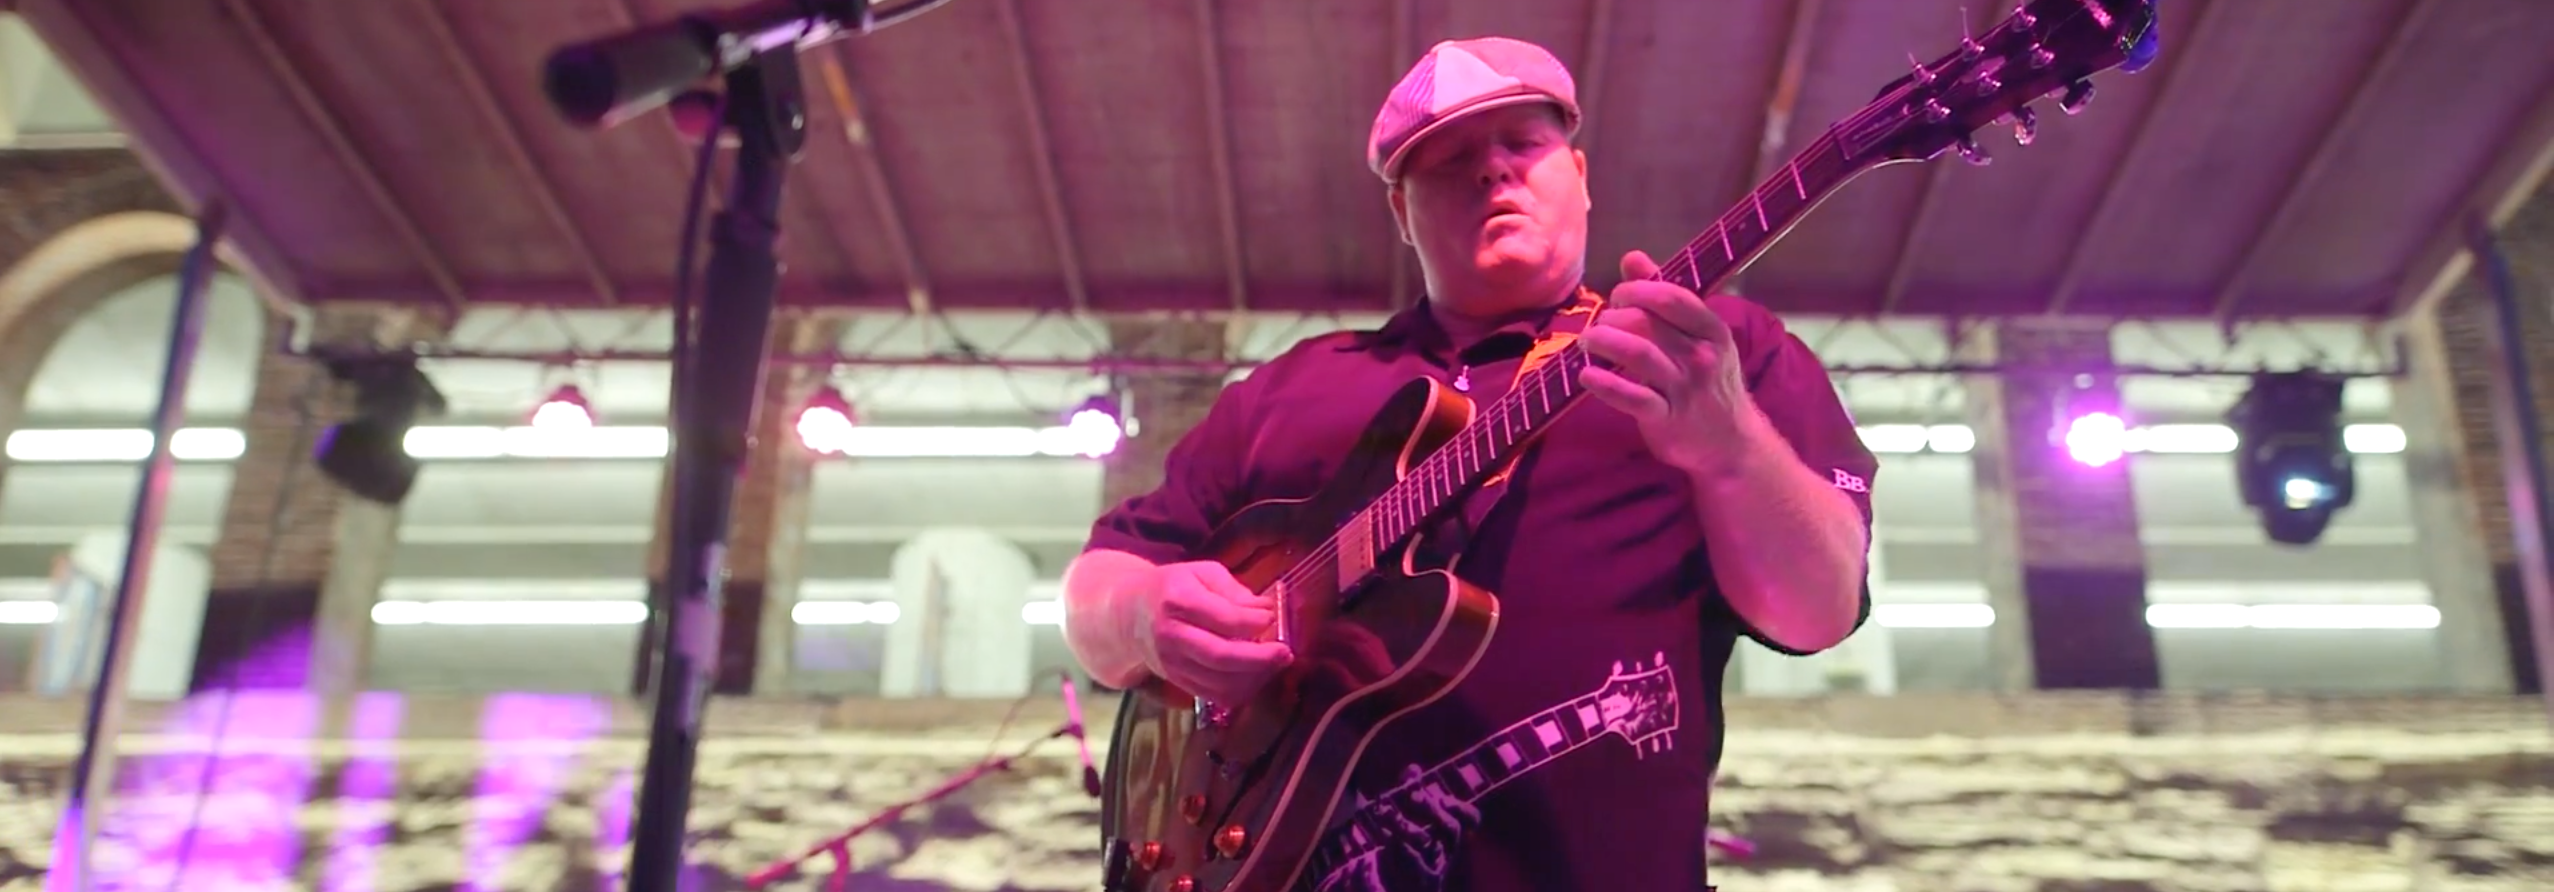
[1300,654,1682,881]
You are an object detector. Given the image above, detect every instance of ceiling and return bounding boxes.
[12,0,2554,322]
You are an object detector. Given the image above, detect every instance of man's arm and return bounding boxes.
[1060,368,1270,687]
[1694,296,1878,655]
[1061,548,1164,688]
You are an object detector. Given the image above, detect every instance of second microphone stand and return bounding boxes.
[742,722,1088,892]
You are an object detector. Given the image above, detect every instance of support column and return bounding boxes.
[1965,318,2160,691]
[192,304,445,694]
[633,310,843,696]
[880,527,1038,697]
[1100,318,1231,511]
[2399,215,2554,695]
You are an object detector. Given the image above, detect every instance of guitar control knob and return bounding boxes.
[2011,106,2039,146]
[1181,794,1208,824]
[2059,79,2095,115]
[1956,136,1991,167]
[1215,824,1249,858]
[1136,841,1166,871]
[1169,876,1197,892]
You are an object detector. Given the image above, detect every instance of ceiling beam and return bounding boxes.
[19,0,306,306]
[1386,0,1416,312]
[2043,0,2231,316]
[1191,0,1248,312]
[412,0,615,306]
[217,0,466,309]
[2387,70,2554,319]
[2208,0,2441,322]
[993,0,1090,313]
[815,52,933,316]
[1728,0,1819,298]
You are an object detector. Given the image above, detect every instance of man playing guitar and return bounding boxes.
[1060,35,1879,892]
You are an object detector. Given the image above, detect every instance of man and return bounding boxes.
[1060,35,1877,892]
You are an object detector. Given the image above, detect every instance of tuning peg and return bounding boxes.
[2012,3,2036,28]
[2011,106,2039,145]
[1922,99,1951,123]
[2027,44,2056,69]
[1907,53,1936,85]
[1957,135,1991,166]
[2059,79,2096,115]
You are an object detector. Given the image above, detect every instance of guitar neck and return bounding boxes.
[1302,690,1610,878]
[1356,130,1872,553]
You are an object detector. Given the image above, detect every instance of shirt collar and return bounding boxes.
[1348,285,1603,355]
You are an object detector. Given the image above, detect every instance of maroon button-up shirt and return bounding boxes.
[1087,287,1878,892]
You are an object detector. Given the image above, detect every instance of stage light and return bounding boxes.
[315,358,446,505]
[2063,411,2128,467]
[795,386,857,455]
[530,384,595,429]
[2227,372,2355,546]
[1062,396,1123,459]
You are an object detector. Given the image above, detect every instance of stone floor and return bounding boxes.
[0,692,2549,891]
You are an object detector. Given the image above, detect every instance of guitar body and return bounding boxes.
[1100,377,1502,892]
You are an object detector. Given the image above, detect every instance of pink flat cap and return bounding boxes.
[1367,36,1582,182]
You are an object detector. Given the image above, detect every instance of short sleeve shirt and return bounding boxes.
[1086,287,1879,892]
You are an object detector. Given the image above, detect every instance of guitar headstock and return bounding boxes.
[1594,652,1680,758]
[1837,0,2161,166]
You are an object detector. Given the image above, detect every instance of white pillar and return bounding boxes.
[880,527,1037,698]
[34,533,208,702]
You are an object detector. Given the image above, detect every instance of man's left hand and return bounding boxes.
[1577,250,1762,479]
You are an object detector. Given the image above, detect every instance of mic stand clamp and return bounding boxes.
[742,723,1084,892]
[622,46,808,892]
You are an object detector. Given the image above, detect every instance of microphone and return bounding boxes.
[541,0,948,129]
[1060,675,1103,798]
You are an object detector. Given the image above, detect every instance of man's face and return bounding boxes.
[1389,103,1590,307]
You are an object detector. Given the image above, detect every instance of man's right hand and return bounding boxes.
[1127,560,1294,704]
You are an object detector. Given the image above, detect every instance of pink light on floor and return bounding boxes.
[2064,411,2129,467]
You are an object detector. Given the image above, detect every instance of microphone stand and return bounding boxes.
[742,723,1086,892]
[622,47,805,892]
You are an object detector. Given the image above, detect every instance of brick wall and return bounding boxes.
[192,304,447,692]
[2415,177,2554,694]
[1966,318,2160,690]
[0,693,2546,892]
[1098,319,1230,513]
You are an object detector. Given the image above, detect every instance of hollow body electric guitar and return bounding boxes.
[1098,3,2161,891]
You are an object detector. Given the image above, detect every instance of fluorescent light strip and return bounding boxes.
[4,423,2410,463]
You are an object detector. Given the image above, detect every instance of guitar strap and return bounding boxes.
[1478,286,1604,489]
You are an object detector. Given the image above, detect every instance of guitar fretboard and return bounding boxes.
[1349,131,1870,560]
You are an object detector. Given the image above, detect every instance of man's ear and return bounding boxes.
[1387,183,1415,245]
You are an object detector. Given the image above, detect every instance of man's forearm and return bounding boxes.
[1060,549,1161,688]
[1687,407,1870,653]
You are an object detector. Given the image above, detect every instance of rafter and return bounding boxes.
[2208,0,2441,321]
[413,0,616,305]
[815,52,934,316]
[2043,0,2231,316]
[1192,0,1248,312]
[217,0,466,308]
[24,0,306,306]
[2387,70,2554,318]
[993,0,1091,313]
[1386,0,1417,312]
[1727,0,1820,298]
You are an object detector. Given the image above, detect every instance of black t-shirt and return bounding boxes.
[1086,287,1879,892]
